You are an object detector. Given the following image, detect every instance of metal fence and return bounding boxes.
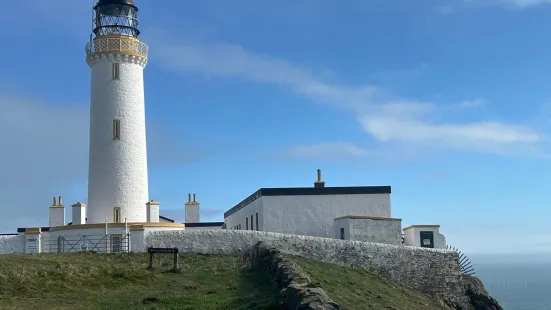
[45,233,130,253]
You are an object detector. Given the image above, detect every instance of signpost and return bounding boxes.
[147,247,179,270]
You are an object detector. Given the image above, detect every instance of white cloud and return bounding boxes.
[455,99,487,109]
[493,0,551,7]
[152,38,378,111]
[152,37,546,157]
[280,142,370,160]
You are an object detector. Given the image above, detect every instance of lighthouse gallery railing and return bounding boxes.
[85,35,148,61]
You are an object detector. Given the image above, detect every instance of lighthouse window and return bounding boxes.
[113,207,121,223]
[112,63,120,80]
[112,120,121,140]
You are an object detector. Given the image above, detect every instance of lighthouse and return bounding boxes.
[86,0,149,224]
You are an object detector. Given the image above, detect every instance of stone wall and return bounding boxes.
[0,234,23,254]
[250,241,340,309]
[145,230,463,298]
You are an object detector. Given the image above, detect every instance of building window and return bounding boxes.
[111,235,122,253]
[112,63,120,80]
[251,215,253,230]
[246,218,248,230]
[340,228,345,240]
[239,224,241,230]
[255,213,259,231]
[112,120,121,140]
[113,207,121,223]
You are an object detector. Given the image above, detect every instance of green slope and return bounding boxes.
[0,252,279,310]
[288,255,448,310]
[0,252,450,310]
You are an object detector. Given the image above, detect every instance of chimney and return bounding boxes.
[185,192,200,223]
[71,202,86,225]
[49,196,65,227]
[188,193,192,203]
[314,169,325,188]
[58,196,63,206]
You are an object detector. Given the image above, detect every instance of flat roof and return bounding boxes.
[334,215,402,221]
[17,227,51,233]
[185,222,224,228]
[403,225,440,231]
[224,186,391,218]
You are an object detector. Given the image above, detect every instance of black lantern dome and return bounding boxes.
[93,0,140,38]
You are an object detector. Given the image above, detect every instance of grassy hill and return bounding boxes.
[0,252,448,310]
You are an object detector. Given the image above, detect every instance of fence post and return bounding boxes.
[148,247,154,270]
[173,247,179,270]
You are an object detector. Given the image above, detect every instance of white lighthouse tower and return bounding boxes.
[86,0,149,224]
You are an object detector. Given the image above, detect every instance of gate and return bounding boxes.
[46,233,130,253]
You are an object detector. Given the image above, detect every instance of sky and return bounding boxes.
[0,0,550,257]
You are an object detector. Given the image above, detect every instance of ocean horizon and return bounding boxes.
[474,260,551,310]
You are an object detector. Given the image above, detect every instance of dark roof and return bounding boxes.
[95,0,136,7]
[159,215,175,223]
[0,233,17,236]
[224,186,391,218]
[16,227,51,233]
[185,222,224,228]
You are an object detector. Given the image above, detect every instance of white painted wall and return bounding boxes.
[0,235,23,254]
[334,218,351,240]
[343,217,402,245]
[404,228,415,246]
[225,198,263,231]
[261,193,391,238]
[146,204,159,222]
[87,52,149,224]
[185,204,199,223]
[72,206,86,225]
[40,232,50,253]
[49,207,65,227]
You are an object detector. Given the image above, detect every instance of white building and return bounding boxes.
[403,225,447,249]
[87,0,150,224]
[224,169,448,247]
[224,170,399,244]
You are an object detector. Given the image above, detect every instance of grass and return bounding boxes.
[0,252,451,310]
[287,255,448,310]
[0,252,279,310]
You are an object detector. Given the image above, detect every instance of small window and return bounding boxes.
[113,207,121,223]
[340,228,345,240]
[112,120,121,140]
[251,215,254,230]
[112,63,120,80]
[255,213,259,231]
[245,218,248,230]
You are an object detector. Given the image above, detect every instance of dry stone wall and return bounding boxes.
[250,241,340,310]
[145,230,463,298]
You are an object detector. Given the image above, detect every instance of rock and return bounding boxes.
[250,241,341,310]
[461,275,503,310]
[142,297,160,304]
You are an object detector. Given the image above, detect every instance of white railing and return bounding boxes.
[86,35,148,61]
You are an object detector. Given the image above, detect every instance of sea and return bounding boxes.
[474,258,551,310]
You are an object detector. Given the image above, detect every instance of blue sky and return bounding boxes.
[0,0,550,256]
